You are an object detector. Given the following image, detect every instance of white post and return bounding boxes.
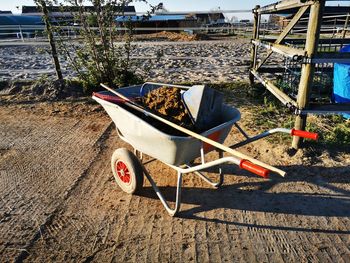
[19,25,24,42]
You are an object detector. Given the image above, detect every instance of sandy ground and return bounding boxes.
[0,39,252,83]
[0,92,349,262]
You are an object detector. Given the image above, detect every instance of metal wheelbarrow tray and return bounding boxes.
[93,82,319,216]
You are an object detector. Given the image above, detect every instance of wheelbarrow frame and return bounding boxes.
[120,124,300,216]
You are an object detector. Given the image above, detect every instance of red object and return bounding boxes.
[115,161,131,184]
[93,92,126,104]
[291,129,319,140]
[203,130,222,153]
[240,160,269,178]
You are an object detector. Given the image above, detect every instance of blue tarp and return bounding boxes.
[333,45,350,118]
[116,15,188,23]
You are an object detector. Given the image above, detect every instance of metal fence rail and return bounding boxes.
[0,25,254,43]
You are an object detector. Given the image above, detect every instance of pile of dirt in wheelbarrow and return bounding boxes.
[142,87,195,133]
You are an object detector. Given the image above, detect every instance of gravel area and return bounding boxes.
[0,99,349,262]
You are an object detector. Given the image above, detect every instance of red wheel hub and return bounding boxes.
[115,161,131,184]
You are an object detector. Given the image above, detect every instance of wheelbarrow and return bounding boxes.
[92,82,318,216]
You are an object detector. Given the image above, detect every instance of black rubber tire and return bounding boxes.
[111,148,144,194]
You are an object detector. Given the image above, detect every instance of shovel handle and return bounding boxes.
[100,83,286,177]
[240,160,269,178]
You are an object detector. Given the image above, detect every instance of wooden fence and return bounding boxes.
[249,0,350,149]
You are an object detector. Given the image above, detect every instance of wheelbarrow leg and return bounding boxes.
[188,151,224,188]
[142,166,182,217]
[192,170,223,188]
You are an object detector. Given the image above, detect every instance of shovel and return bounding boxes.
[182,85,224,131]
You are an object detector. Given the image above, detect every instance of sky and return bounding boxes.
[0,0,346,19]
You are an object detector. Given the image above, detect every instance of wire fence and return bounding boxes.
[0,25,256,43]
[0,8,257,42]
[260,13,350,105]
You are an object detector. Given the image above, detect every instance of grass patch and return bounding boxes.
[306,115,350,147]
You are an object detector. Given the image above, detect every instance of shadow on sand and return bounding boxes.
[138,165,350,234]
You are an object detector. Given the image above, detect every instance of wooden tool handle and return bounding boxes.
[100,84,286,177]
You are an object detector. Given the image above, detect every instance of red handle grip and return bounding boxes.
[93,92,127,104]
[291,129,319,140]
[240,160,269,178]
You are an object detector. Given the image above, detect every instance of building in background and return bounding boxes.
[193,13,225,25]
[268,6,350,33]
[1,4,229,37]
[20,5,136,24]
[0,15,43,38]
[0,10,13,15]
[116,11,226,34]
[116,14,197,33]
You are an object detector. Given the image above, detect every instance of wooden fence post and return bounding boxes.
[292,0,325,149]
[341,13,350,48]
[249,5,260,86]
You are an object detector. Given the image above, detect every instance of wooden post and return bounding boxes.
[341,13,350,48]
[19,25,24,42]
[332,17,337,38]
[258,0,313,14]
[292,0,325,149]
[249,5,260,85]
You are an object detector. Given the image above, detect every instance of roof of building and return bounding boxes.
[0,15,43,25]
[0,10,12,14]
[195,13,225,19]
[116,15,194,22]
[274,6,350,17]
[21,5,135,14]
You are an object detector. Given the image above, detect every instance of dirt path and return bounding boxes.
[0,100,349,262]
[0,104,112,261]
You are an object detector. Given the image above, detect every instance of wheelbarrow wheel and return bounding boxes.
[111,148,144,194]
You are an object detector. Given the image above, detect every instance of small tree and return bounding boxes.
[35,0,63,80]
[47,0,161,92]
[55,0,144,91]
